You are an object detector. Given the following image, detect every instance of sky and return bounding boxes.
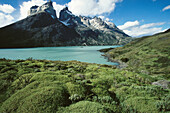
[0,0,169,37]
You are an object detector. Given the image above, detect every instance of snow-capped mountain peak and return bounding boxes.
[58,7,131,45]
[59,7,123,33]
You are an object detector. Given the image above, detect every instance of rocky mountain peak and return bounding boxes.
[0,1,132,48]
[59,7,120,31]
[63,7,69,11]
[59,7,74,21]
[59,7,81,27]
[28,1,57,19]
[93,16,102,21]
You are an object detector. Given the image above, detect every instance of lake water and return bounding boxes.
[0,46,121,65]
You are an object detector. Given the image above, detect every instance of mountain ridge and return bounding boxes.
[59,7,131,45]
[0,1,132,48]
[0,12,83,48]
[103,28,170,78]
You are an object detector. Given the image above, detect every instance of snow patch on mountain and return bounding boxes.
[59,19,71,26]
[58,7,124,34]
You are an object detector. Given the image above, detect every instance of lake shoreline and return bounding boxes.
[103,53,128,69]
[99,48,128,69]
[0,46,121,65]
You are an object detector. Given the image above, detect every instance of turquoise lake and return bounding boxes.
[0,46,121,65]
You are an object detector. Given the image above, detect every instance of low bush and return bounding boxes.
[0,59,169,113]
[57,101,112,113]
[0,82,70,113]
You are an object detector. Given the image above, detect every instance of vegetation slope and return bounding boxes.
[105,29,170,79]
[0,58,169,113]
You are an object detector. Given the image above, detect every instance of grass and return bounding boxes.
[0,58,169,112]
[105,29,170,79]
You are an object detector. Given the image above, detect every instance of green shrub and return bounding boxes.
[0,67,14,73]
[69,94,83,103]
[0,59,169,113]
[92,96,116,104]
[57,101,112,113]
[0,82,70,113]
[123,96,159,112]
[29,72,71,83]
[11,73,34,92]
[0,79,10,91]
[156,94,170,112]
[66,82,86,97]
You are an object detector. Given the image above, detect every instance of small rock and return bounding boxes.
[152,80,170,89]
[141,70,149,75]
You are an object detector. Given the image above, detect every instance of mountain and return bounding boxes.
[103,29,170,79]
[0,1,82,48]
[0,1,131,48]
[28,1,57,19]
[59,7,132,45]
[0,12,83,48]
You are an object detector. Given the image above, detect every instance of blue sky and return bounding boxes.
[0,0,169,37]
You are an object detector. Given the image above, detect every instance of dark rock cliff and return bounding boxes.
[0,12,82,48]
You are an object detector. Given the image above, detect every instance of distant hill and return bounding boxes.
[0,1,131,48]
[105,29,170,79]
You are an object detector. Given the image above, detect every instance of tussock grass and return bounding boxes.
[0,58,169,112]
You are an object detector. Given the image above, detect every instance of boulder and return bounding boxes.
[152,80,170,89]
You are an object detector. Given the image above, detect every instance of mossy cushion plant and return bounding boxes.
[0,57,169,112]
[57,101,112,113]
[1,82,70,113]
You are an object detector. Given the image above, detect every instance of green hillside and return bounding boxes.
[105,29,170,79]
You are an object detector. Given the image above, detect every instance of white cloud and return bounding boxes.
[19,0,120,20]
[162,5,170,11]
[0,4,15,14]
[0,12,14,27]
[123,27,163,37]
[19,0,46,20]
[118,20,165,37]
[140,22,165,29]
[118,20,140,30]
[68,0,123,16]
[53,2,65,17]
[98,16,113,21]
[19,0,65,20]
